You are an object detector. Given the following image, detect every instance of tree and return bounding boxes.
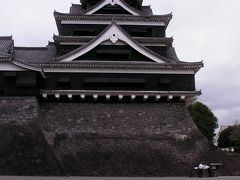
[218,127,233,148]
[188,102,218,142]
[218,125,240,151]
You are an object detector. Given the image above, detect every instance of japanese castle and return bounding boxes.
[2,1,227,177]
[0,0,203,102]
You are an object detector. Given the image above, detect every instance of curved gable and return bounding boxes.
[55,23,172,63]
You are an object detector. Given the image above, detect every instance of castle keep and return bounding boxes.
[2,0,232,176]
[0,0,203,99]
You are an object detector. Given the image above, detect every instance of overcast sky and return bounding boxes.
[0,0,240,126]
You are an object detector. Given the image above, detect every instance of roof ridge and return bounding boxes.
[119,0,143,15]
[71,3,81,6]
[84,0,105,13]
[115,24,176,63]
[0,36,13,40]
[54,22,113,61]
[81,0,143,6]
[14,47,48,50]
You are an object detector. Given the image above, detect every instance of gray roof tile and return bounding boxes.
[166,47,180,61]
[70,1,153,16]
[80,0,143,7]
[84,0,144,15]
[141,6,153,16]
[70,4,85,15]
[13,44,56,63]
[0,36,14,56]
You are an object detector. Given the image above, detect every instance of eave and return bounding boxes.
[31,61,203,74]
[54,11,172,27]
[0,54,12,62]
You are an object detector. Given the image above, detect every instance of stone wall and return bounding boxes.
[0,97,239,176]
[38,102,216,176]
[0,97,63,175]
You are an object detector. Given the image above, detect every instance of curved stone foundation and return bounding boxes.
[0,97,239,176]
[0,97,64,175]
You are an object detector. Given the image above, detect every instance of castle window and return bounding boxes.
[130,28,153,37]
[58,77,70,87]
[84,78,145,89]
[158,79,170,90]
[73,28,95,36]
[96,49,131,60]
[16,72,36,87]
[94,5,131,15]
[4,72,16,80]
[0,76,2,92]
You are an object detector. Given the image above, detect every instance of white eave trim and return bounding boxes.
[61,20,165,26]
[60,41,167,47]
[42,68,195,75]
[0,61,46,77]
[85,0,141,16]
[59,23,166,63]
[0,62,29,71]
[60,40,127,46]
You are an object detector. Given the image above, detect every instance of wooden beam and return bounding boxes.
[155,95,161,101]
[93,94,98,101]
[143,95,148,101]
[168,95,173,101]
[131,95,136,101]
[42,93,48,99]
[68,94,73,100]
[118,94,123,101]
[106,94,111,100]
[55,94,60,99]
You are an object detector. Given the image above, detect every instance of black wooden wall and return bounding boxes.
[42,73,195,91]
[0,71,195,96]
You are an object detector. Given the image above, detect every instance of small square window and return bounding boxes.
[158,79,170,90]
[4,72,16,80]
[58,77,70,87]
[16,72,36,87]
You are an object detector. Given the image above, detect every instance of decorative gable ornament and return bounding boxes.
[110,0,116,6]
[109,34,119,43]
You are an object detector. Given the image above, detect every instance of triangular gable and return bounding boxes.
[55,23,172,63]
[85,0,142,15]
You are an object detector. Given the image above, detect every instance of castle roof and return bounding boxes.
[70,3,153,16]
[84,0,143,15]
[0,33,203,73]
[0,1,203,76]
[0,36,14,57]
[80,0,143,7]
[54,11,172,27]
[13,45,56,63]
[31,61,203,74]
[53,23,174,63]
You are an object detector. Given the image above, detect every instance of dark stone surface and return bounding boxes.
[0,97,239,176]
[38,102,216,176]
[0,97,64,175]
